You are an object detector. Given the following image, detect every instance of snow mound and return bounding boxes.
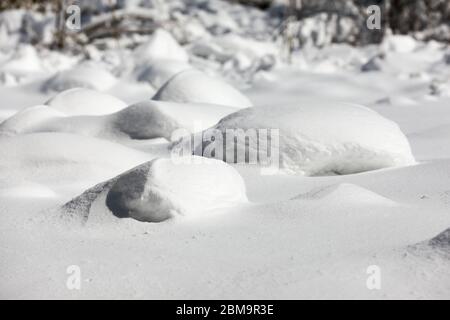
[135,59,192,89]
[0,100,236,140]
[190,102,415,175]
[45,88,127,116]
[0,105,65,135]
[293,183,397,206]
[152,69,253,108]
[429,228,450,249]
[133,29,189,64]
[63,156,248,223]
[42,63,118,93]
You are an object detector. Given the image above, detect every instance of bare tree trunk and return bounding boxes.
[54,0,66,49]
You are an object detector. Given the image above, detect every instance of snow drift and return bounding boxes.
[293,183,397,206]
[152,69,253,108]
[188,102,415,175]
[62,156,248,223]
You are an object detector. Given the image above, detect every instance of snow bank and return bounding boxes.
[0,100,237,140]
[153,69,253,108]
[45,88,127,116]
[191,102,415,175]
[133,29,189,65]
[42,63,118,93]
[63,156,248,223]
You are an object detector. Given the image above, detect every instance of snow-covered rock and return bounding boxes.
[45,88,128,116]
[106,156,247,222]
[0,105,65,135]
[135,59,192,89]
[63,156,248,223]
[133,29,189,64]
[42,63,118,93]
[152,69,253,108]
[0,100,237,140]
[189,102,415,175]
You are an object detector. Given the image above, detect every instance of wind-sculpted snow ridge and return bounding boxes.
[42,63,118,93]
[184,102,415,176]
[61,156,248,224]
[292,183,398,206]
[153,69,253,108]
[0,100,237,141]
[45,88,128,116]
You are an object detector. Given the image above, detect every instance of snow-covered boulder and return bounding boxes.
[152,69,253,108]
[45,88,127,116]
[106,157,247,222]
[63,156,248,223]
[0,100,237,141]
[42,63,118,93]
[135,59,192,89]
[187,102,415,175]
[0,105,65,135]
[133,29,189,64]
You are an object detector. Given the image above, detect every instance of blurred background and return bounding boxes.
[0,0,448,91]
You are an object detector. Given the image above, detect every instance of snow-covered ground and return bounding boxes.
[1,1,450,300]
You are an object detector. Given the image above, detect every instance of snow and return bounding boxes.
[42,63,118,93]
[194,102,415,175]
[1,0,450,300]
[133,29,189,64]
[135,59,192,89]
[45,88,128,116]
[292,183,398,206]
[0,100,237,141]
[63,156,248,223]
[153,69,253,108]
